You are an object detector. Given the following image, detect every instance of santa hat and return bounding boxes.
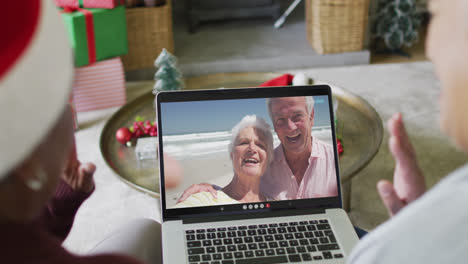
[259,73,309,87]
[0,0,73,179]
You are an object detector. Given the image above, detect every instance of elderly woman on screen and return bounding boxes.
[175,115,274,208]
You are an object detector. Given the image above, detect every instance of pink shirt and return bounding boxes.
[260,137,338,200]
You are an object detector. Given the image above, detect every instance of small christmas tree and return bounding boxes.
[152,49,184,94]
[372,0,422,52]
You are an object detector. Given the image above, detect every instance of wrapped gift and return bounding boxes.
[61,6,128,67]
[55,0,123,9]
[72,58,126,112]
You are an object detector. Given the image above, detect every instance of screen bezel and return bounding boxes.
[157,85,343,221]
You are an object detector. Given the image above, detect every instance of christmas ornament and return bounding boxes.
[115,116,158,146]
[152,48,184,93]
[116,127,132,146]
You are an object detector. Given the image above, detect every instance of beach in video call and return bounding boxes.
[160,96,334,208]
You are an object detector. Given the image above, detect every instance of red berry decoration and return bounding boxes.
[337,139,344,155]
[116,127,133,145]
[116,116,158,146]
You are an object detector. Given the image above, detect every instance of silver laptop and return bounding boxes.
[156,85,359,264]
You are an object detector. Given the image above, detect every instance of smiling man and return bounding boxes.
[260,96,338,200]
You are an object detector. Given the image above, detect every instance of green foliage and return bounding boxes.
[152,48,184,94]
[373,0,421,50]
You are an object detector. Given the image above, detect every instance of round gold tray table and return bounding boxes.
[100,72,383,211]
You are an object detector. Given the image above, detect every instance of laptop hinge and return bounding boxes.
[182,208,326,224]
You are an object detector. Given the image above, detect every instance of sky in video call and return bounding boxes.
[160,96,332,135]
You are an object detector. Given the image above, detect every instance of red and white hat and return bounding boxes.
[0,0,73,179]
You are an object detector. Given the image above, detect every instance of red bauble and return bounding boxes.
[116,127,132,145]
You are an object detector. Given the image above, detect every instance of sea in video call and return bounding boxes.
[163,126,334,160]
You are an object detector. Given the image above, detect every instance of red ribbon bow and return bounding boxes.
[62,7,96,65]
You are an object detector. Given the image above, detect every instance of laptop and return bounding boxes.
[156,85,359,264]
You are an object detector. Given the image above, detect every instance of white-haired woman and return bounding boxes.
[175,115,274,207]
[0,1,158,263]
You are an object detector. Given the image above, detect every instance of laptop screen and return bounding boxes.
[157,86,342,220]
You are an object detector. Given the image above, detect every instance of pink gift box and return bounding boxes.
[54,0,123,9]
[72,58,126,112]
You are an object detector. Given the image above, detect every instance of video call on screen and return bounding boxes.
[161,96,337,209]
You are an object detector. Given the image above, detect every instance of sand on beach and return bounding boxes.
[162,127,334,208]
[164,152,234,208]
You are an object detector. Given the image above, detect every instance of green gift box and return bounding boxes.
[61,6,128,67]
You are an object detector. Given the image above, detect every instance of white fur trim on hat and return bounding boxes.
[0,0,74,179]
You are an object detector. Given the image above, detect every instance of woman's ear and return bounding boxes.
[12,158,47,192]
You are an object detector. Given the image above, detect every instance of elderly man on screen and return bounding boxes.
[177,96,337,202]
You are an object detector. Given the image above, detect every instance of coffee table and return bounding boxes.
[100,72,383,211]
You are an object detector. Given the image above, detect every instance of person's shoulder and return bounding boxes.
[314,137,333,148]
[348,165,468,263]
[216,190,240,204]
[174,190,239,208]
[273,144,283,157]
[312,137,334,156]
[174,191,218,208]
[267,144,285,166]
[438,163,468,186]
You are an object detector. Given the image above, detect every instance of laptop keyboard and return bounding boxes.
[185,219,344,264]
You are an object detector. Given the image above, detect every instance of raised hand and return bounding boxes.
[62,141,95,193]
[177,183,217,203]
[377,113,426,216]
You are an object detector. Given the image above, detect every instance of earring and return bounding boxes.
[25,167,48,191]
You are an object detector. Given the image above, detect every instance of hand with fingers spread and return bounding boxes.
[377,113,426,216]
[177,183,218,203]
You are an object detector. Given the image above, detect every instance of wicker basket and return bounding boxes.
[121,0,174,71]
[306,0,370,54]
